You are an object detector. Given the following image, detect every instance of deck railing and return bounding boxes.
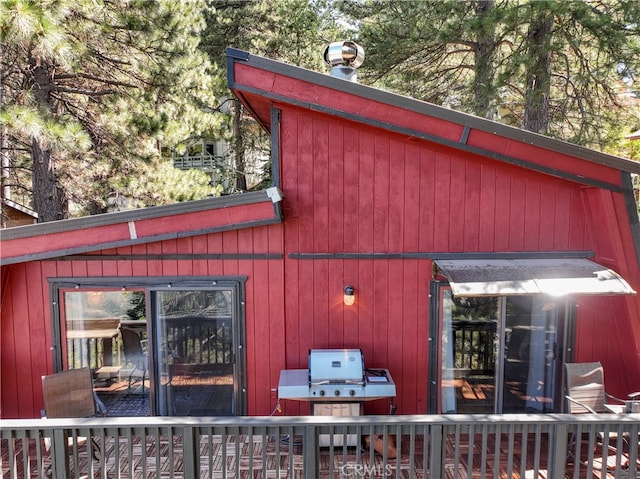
[2,413,639,478]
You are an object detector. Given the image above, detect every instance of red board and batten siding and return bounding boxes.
[277,106,640,414]
[0,226,287,419]
[4,52,640,420]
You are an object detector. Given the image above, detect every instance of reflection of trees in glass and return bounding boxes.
[125,292,147,320]
[159,290,231,318]
[65,290,145,319]
[451,296,498,320]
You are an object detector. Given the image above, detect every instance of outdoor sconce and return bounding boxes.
[344,286,355,306]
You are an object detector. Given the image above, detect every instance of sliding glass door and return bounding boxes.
[153,288,243,416]
[53,278,245,417]
[432,283,572,414]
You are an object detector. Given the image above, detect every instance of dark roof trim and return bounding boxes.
[1,190,272,241]
[54,253,283,261]
[227,48,640,176]
[270,107,281,189]
[621,172,640,268]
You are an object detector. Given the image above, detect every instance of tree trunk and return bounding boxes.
[1,45,9,228]
[523,5,554,134]
[29,62,67,221]
[233,98,247,192]
[473,0,496,120]
[32,138,68,222]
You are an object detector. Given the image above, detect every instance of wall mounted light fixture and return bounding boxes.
[344,286,355,306]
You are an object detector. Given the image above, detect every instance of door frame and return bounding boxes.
[49,276,247,416]
[149,282,247,416]
[428,279,576,414]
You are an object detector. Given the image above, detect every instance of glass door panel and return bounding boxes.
[61,289,150,416]
[502,296,562,413]
[440,288,499,414]
[154,289,236,416]
[435,284,569,414]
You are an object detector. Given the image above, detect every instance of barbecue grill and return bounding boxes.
[278,349,396,447]
[278,349,396,402]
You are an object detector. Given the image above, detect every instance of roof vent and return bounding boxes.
[324,41,364,82]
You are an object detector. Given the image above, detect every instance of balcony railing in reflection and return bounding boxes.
[66,317,233,372]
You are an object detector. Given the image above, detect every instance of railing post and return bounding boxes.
[429,424,443,478]
[182,426,200,478]
[550,422,568,478]
[49,429,71,479]
[303,424,318,479]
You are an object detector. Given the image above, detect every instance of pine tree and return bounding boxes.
[337,0,640,149]
[1,0,220,221]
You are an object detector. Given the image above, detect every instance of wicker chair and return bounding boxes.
[41,367,106,476]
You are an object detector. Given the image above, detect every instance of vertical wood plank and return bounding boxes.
[388,139,405,252]
[478,161,496,251]
[418,149,436,251]
[358,130,375,252]
[463,157,481,252]
[373,135,390,252]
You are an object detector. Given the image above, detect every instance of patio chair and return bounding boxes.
[120,327,148,395]
[564,362,631,470]
[41,367,106,476]
[564,362,626,414]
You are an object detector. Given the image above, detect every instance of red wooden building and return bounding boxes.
[2,48,640,420]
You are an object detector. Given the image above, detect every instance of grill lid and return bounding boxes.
[308,349,364,384]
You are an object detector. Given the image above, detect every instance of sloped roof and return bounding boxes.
[2,198,38,219]
[226,48,640,184]
[1,189,283,265]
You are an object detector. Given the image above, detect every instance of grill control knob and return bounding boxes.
[350,390,355,396]
[319,390,325,396]
[334,390,340,396]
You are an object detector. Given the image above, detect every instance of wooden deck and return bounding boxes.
[3,430,635,478]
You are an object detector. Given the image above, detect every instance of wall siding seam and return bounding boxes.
[287,251,594,260]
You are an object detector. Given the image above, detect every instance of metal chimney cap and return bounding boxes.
[323,41,364,69]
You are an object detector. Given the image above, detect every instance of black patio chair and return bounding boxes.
[120,327,148,395]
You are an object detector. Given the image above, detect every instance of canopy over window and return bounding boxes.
[434,258,636,297]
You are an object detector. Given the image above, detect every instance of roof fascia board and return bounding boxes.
[621,171,640,269]
[1,190,272,241]
[2,216,282,266]
[1,190,284,265]
[233,83,625,193]
[227,49,270,133]
[226,48,640,176]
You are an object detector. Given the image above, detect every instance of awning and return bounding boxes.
[434,258,636,297]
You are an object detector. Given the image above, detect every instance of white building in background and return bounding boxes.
[172,138,268,192]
